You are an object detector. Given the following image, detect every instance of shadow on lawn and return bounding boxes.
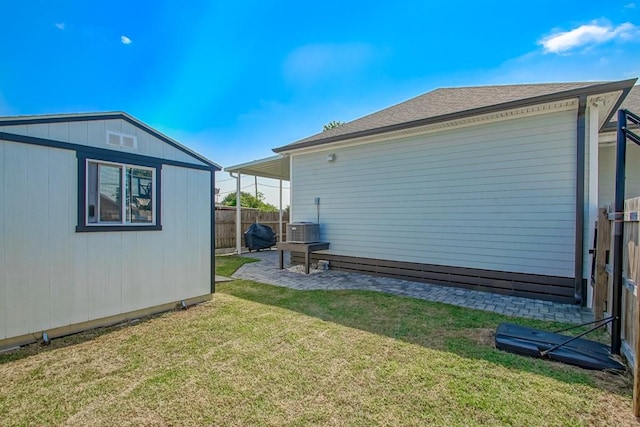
[0,311,165,365]
[219,279,632,396]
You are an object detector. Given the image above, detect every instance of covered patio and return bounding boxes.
[224,155,290,254]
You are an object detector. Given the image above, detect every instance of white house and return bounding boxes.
[0,112,220,350]
[272,79,638,305]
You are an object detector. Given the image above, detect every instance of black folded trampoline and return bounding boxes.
[495,322,624,371]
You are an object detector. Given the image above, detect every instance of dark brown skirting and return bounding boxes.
[290,252,576,304]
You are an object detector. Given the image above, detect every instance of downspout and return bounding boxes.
[574,95,587,305]
[229,172,242,255]
[289,155,294,221]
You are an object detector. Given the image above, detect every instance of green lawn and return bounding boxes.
[215,254,259,277]
[0,256,633,426]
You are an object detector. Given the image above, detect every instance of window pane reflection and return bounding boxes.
[98,164,122,222]
[126,167,153,223]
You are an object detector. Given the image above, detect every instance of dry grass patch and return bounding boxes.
[0,274,635,426]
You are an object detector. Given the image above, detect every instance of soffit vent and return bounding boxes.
[106,131,138,149]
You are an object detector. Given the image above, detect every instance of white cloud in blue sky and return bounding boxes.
[54,23,65,30]
[625,3,636,9]
[539,21,639,54]
[120,35,132,45]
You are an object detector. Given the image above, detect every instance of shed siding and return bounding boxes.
[0,140,211,341]
[291,109,578,277]
[0,119,206,166]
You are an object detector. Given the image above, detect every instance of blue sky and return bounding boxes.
[2,1,639,204]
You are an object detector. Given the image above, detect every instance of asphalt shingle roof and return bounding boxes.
[274,80,637,152]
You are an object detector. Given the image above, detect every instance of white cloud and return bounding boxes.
[473,44,640,87]
[625,3,636,9]
[120,35,132,45]
[539,21,639,54]
[54,23,65,30]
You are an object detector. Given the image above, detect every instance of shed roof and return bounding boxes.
[0,111,221,170]
[273,79,637,153]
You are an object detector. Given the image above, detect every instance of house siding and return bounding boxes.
[0,139,211,342]
[291,109,578,278]
[598,143,640,207]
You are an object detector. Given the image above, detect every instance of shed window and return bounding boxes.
[85,160,156,226]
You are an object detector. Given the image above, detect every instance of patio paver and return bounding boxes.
[231,250,594,324]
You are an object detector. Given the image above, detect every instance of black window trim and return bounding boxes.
[76,151,163,232]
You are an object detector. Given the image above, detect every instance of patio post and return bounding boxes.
[236,172,242,255]
[279,179,283,242]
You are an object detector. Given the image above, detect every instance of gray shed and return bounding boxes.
[0,112,221,350]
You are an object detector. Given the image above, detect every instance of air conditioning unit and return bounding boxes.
[287,222,320,243]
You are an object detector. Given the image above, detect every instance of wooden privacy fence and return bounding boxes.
[215,207,288,253]
[594,198,640,368]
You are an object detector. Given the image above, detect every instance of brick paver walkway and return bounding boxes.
[231,250,594,324]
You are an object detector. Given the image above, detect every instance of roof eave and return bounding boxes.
[0,112,222,170]
[273,78,638,154]
[224,155,290,180]
[599,85,638,135]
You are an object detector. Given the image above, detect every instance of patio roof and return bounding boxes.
[224,155,290,181]
[222,155,290,255]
